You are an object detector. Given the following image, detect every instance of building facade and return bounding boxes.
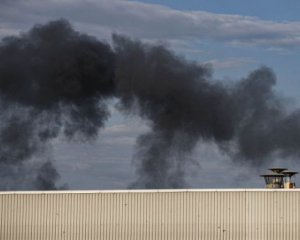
[1,189,299,240]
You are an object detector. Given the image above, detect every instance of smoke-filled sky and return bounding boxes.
[1,0,300,190]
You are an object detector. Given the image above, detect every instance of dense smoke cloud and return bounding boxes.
[0,19,115,190]
[113,36,300,188]
[113,35,234,187]
[1,19,300,190]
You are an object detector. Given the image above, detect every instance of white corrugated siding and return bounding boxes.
[0,189,300,240]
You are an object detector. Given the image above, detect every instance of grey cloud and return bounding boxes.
[1,0,300,47]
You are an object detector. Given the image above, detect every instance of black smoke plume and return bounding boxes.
[0,19,114,190]
[113,35,300,188]
[1,19,300,190]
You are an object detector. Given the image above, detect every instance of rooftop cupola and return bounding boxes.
[261,168,298,189]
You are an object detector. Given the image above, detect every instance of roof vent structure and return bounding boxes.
[261,168,298,189]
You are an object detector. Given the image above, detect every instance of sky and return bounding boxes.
[1,0,300,189]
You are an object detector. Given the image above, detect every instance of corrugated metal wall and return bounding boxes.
[0,189,299,240]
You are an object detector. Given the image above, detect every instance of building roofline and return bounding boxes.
[1,188,300,194]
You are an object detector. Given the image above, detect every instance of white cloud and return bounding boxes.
[204,57,256,70]
[1,0,300,48]
[0,27,20,39]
